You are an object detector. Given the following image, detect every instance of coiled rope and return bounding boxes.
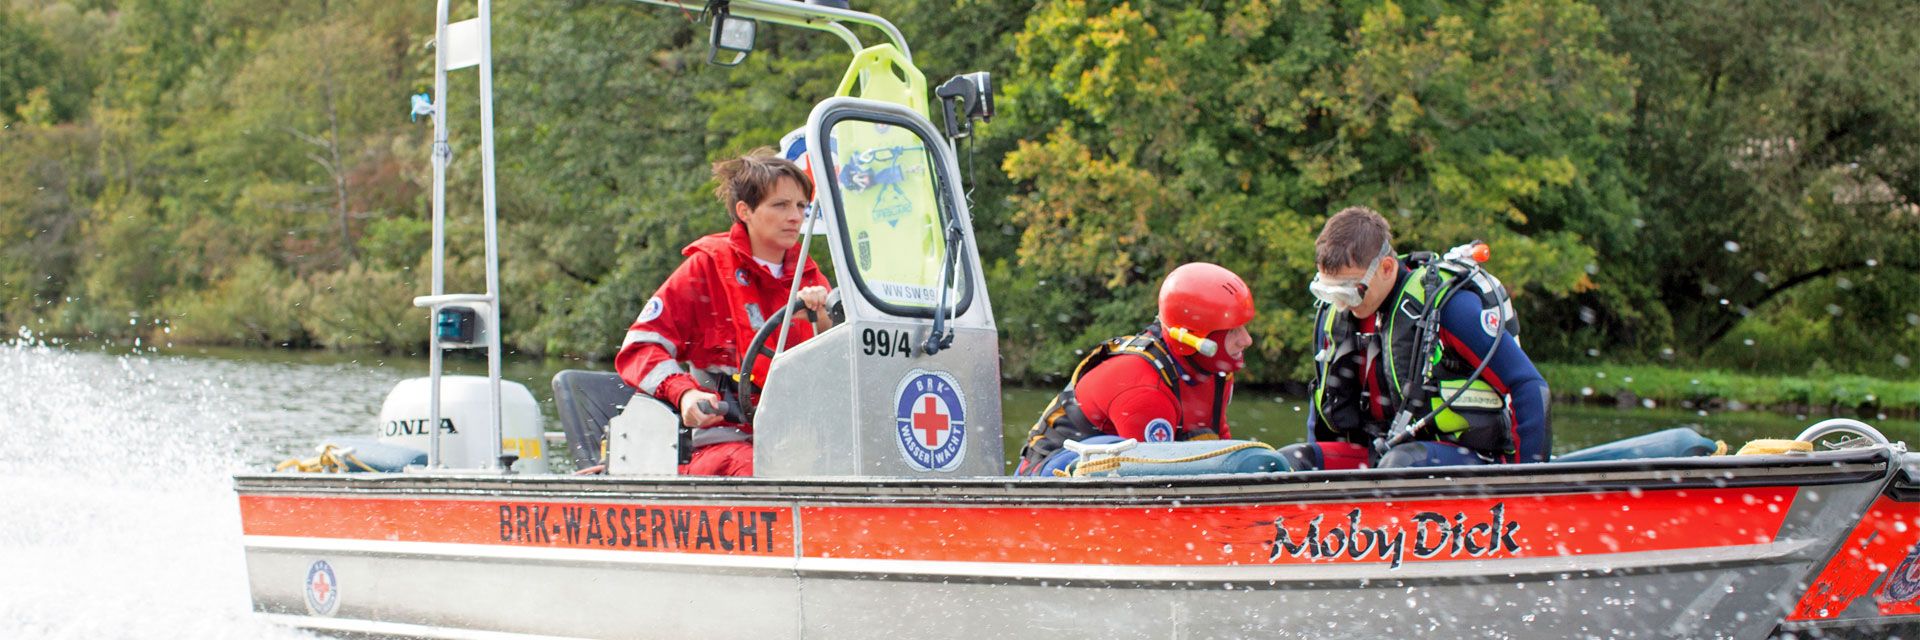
[1061,441,1276,477]
[276,444,377,473]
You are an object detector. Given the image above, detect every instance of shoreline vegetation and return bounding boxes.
[1539,363,1920,420]
[29,333,1920,419]
[4,1,1919,397]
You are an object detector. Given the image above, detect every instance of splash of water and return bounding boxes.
[0,335,321,640]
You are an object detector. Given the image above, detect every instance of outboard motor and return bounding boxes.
[378,376,549,473]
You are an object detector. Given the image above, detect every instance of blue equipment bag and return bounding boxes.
[1554,427,1721,463]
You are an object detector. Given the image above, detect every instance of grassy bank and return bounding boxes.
[1539,362,1920,416]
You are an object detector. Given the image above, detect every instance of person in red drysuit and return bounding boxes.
[1015,263,1257,474]
[615,148,832,477]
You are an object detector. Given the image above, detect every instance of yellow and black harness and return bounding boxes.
[1017,329,1227,469]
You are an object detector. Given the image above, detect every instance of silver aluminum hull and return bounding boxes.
[236,449,1920,639]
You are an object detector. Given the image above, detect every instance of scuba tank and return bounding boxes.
[1436,241,1520,342]
[1377,240,1518,454]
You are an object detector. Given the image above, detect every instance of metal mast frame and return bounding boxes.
[411,0,910,470]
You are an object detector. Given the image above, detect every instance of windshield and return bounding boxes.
[824,115,970,318]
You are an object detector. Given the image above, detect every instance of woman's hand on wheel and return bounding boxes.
[799,285,833,331]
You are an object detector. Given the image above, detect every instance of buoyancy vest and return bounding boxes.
[1311,256,1517,454]
[1018,329,1229,468]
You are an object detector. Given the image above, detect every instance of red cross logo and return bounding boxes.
[911,396,949,447]
[310,573,332,602]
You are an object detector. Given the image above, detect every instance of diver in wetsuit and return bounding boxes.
[1281,206,1550,470]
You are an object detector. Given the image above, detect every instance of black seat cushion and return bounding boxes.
[550,370,639,467]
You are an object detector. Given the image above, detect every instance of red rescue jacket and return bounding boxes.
[1018,329,1236,471]
[1073,338,1234,442]
[615,223,829,432]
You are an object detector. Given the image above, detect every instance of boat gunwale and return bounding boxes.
[232,448,1898,506]
[240,533,1818,589]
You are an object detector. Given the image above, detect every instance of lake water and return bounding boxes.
[3,337,1915,638]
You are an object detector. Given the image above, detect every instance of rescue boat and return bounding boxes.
[235,1,1920,638]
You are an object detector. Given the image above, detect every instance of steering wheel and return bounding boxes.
[735,298,817,425]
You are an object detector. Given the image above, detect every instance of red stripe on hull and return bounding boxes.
[239,495,794,556]
[1790,496,1920,621]
[240,487,1793,567]
[802,488,1792,566]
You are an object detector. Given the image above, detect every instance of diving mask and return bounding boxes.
[1310,240,1392,311]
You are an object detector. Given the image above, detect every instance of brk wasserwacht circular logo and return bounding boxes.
[304,559,340,617]
[894,370,967,472]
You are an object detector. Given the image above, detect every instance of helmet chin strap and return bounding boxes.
[1189,350,1242,375]
[1188,329,1243,374]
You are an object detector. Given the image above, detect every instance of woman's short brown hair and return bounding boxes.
[712,147,813,218]
[1315,206,1393,271]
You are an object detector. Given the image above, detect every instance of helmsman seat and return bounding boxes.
[550,369,642,469]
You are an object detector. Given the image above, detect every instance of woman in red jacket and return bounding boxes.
[615,149,832,476]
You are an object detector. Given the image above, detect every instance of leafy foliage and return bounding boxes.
[999,0,1633,379]
[0,0,1915,387]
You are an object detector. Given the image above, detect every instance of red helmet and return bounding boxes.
[1158,263,1256,358]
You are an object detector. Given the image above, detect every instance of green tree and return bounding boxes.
[1589,0,1920,370]
[0,8,58,124]
[999,0,1635,380]
[0,124,101,322]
